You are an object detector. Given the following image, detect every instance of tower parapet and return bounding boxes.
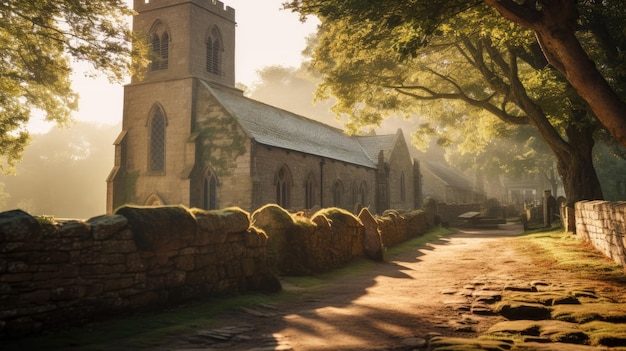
[133,0,235,20]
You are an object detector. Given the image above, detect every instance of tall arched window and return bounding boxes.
[333,180,343,207]
[350,181,358,206]
[150,33,161,71]
[203,167,218,210]
[148,107,166,172]
[150,21,169,71]
[206,26,222,75]
[276,165,291,208]
[360,181,368,206]
[305,172,316,209]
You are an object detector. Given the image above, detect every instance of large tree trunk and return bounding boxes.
[486,0,626,148]
[535,23,626,149]
[554,122,603,207]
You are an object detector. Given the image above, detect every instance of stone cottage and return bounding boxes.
[107,0,421,214]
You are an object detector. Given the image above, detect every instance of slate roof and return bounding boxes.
[355,132,401,164]
[204,82,398,169]
[422,161,473,189]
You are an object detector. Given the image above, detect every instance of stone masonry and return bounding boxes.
[575,200,626,266]
[0,205,434,338]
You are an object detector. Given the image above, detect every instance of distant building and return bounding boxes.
[420,161,484,204]
[106,0,421,214]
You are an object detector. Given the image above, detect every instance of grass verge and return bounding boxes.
[516,228,626,285]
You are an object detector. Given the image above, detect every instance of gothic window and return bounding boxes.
[160,32,169,69]
[400,171,406,202]
[206,26,222,75]
[203,167,218,210]
[351,181,358,206]
[333,180,343,207]
[148,107,166,172]
[360,181,368,206]
[276,165,291,208]
[144,193,164,206]
[150,21,169,71]
[305,172,316,209]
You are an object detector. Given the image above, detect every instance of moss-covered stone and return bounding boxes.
[581,321,626,347]
[495,302,552,321]
[115,205,197,253]
[551,303,626,323]
[428,336,513,350]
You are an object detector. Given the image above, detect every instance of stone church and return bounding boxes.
[106,0,422,214]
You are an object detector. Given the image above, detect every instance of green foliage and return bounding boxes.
[0,0,149,174]
[194,95,247,176]
[287,0,626,201]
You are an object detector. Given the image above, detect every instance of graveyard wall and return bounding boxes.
[575,200,626,266]
[0,205,433,338]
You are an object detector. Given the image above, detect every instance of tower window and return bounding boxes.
[150,22,169,71]
[149,107,166,172]
[206,26,222,75]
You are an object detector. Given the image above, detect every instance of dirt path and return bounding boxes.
[160,223,619,350]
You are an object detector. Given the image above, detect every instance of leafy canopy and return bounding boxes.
[286,1,626,202]
[0,0,149,173]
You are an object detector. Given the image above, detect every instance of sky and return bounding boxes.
[27,0,319,134]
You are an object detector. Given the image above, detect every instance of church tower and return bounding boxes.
[107,0,236,212]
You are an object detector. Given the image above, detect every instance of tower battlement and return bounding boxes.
[133,0,235,21]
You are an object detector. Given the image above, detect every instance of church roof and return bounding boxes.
[204,82,399,169]
[355,131,402,164]
[422,161,473,189]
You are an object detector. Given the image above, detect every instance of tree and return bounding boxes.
[285,1,616,205]
[0,0,149,173]
[285,0,626,147]
[485,0,626,147]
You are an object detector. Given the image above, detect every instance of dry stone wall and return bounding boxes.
[575,200,626,266]
[251,205,432,275]
[0,206,274,338]
[0,204,434,338]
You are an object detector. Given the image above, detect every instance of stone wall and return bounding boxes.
[436,203,482,226]
[0,204,434,338]
[575,200,626,266]
[0,206,274,338]
[251,205,433,275]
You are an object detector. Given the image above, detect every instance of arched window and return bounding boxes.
[148,107,166,172]
[333,180,343,207]
[150,33,161,71]
[351,181,358,206]
[160,32,169,69]
[275,165,291,208]
[206,26,222,75]
[203,167,218,210]
[144,193,164,206]
[360,181,368,206]
[305,172,316,209]
[150,21,169,71]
